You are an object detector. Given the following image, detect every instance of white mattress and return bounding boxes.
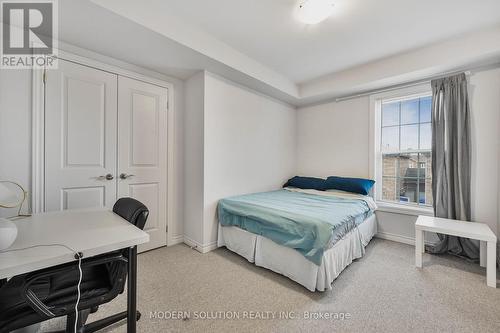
[218,214,377,292]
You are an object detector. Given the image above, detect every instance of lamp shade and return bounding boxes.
[297,0,335,25]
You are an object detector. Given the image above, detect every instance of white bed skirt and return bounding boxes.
[217,214,377,292]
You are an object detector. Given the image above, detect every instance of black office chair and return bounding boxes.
[0,198,149,333]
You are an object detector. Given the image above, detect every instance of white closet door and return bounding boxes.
[45,60,118,211]
[117,77,168,251]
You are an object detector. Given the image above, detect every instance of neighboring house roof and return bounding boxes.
[404,168,426,179]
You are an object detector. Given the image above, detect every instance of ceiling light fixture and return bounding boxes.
[297,0,335,25]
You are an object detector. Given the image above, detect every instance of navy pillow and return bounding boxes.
[325,176,375,195]
[283,176,326,191]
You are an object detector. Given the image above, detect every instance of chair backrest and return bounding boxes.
[109,198,149,291]
[112,197,149,230]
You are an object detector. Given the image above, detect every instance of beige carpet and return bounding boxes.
[41,238,500,333]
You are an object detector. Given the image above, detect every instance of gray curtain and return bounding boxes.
[426,73,479,260]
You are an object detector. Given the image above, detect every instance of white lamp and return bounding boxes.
[0,181,28,250]
[297,0,335,25]
[0,217,17,250]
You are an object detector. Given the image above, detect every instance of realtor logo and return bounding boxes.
[1,0,58,68]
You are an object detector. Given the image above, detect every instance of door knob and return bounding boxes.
[97,174,114,180]
[120,173,135,180]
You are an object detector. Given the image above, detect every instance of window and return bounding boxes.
[375,92,433,208]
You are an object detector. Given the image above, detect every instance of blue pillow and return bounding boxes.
[283,176,326,191]
[325,176,375,195]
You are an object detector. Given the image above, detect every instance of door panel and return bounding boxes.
[62,187,105,210]
[45,60,118,211]
[118,77,168,251]
[65,77,106,167]
[131,93,159,166]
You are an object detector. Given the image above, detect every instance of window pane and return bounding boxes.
[419,152,432,180]
[401,99,419,124]
[382,177,398,202]
[382,102,399,126]
[420,96,432,123]
[399,178,418,204]
[399,153,419,178]
[400,124,418,151]
[381,126,399,152]
[382,154,398,177]
[420,123,431,150]
[379,93,433,207]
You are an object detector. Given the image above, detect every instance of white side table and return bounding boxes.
[415,215,497,288]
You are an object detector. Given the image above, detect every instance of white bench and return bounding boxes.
[415,215,497,288]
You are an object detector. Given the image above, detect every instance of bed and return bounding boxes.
[217,187,377,292]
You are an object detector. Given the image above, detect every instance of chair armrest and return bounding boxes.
[24,288,57,318]
[21,252,128,318]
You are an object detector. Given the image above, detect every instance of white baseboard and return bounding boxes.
[168,234,184,246]
[183,236,218,253]
[375,232,437,247]
[376,232,415,245]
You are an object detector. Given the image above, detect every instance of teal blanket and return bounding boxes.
[218,190,372,265]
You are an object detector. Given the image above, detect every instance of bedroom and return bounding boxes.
[0,0,499,332]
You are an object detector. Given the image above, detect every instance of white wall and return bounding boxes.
[0,70,32,217]
[183,72,206,245]
[183,71,297,250]
[469,68,500,235]
[0,43,186,244]
[203,73,296,245]
[297,97,370,178]
[296,68,500,242]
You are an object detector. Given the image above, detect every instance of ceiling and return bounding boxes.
[139,0,500,84]
[54,1,500,106]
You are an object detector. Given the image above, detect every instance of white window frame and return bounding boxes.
[369,84,434,216]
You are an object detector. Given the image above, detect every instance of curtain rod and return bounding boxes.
[335,69,472,103]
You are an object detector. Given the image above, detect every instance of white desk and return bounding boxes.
[415,215,497,288]
[0,208,149,332]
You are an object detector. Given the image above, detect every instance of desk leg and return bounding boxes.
[415,229,423,268]
[487,241,496,288]
[128,246,138,333]
[480,241,486,268]
[422,230,425,253]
